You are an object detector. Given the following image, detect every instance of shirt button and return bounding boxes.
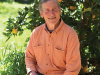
[48,44,49,46]
[49,35,51,37]
[46,72,47,74]
[47,54,49,56]
[46,63,48,65]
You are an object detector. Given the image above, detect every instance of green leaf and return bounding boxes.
[82,8,91,13]
[86,33,96,41]
[93,0,100,4]
[25,37,30,42]
[6,36,10,42]
[18,31,23,36]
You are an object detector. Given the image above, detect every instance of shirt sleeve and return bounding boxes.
[63,30,81,75]
[25,30,37,74]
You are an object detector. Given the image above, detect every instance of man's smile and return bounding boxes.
[48,17,56,19]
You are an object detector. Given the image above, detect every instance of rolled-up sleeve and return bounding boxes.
[25,30,37,74]
[63,30,81,75]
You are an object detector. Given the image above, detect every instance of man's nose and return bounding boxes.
[50,10,54,15]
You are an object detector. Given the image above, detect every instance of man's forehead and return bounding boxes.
[42,1,58,8]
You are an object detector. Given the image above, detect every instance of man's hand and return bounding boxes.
[29,71,38,75]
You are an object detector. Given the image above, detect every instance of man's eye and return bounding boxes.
[46,9,49,11]
[53,9,57,11]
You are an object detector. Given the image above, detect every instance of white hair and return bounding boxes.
[39,0,60,12]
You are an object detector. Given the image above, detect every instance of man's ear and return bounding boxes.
[40,11,43,18]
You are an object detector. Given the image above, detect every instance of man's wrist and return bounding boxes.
[28,70,36,75]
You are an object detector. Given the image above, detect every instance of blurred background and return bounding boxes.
[0,0,100,75]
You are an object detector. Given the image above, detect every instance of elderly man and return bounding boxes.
[25,0,81,75]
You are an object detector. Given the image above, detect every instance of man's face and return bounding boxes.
[40,0,61,26]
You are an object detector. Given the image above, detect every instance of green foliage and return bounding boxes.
[14,0,34,4]
[0,44,27,75]
[2,1,44,41]
[0,2,29,75]
[2,0,100,74]
[0,0,14,3]
[0,2,29,43]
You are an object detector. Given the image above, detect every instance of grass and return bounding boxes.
[0,2,31,61]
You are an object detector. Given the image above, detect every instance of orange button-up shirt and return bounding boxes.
[25,19,81,75]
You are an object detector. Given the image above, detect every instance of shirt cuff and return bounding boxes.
[26,65,37,74]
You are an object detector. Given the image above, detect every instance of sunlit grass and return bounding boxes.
[0,2,27,20]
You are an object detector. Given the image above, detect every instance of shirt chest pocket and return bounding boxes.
[53,47,66,60]
[52,47,66,69]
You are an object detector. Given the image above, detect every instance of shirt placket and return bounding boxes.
[44,27,58,74]
[44,31,52,75]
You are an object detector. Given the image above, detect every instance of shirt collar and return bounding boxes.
[44,18,64,33]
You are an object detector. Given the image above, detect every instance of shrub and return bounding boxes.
[0,45,27,75]
[0,0,14,3]
[14,0,34,4]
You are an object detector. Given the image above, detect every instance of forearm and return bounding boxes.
[25,48,37,74]
[63,55,81,75]
[63,31,81,75]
